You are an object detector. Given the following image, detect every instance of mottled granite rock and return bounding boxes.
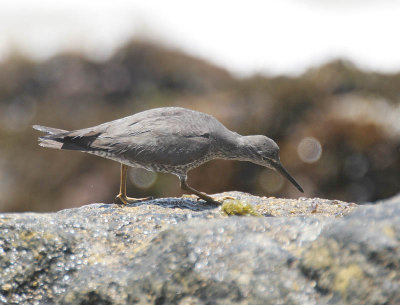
[1,192,398,304]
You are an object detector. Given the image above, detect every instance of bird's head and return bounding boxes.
[239,135,304,193]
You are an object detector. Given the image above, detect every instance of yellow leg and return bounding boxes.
[114,164,152,204]
[179,176,227,205]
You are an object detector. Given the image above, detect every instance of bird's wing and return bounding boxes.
[38,110,213,166]
[91,115,213,166]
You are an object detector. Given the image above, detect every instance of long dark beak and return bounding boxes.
[272,161,304,193]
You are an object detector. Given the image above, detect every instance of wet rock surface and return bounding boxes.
[0,192,398,304]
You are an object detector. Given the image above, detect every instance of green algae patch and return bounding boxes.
[221,200,262,217]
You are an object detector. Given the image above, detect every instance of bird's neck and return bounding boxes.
[216,132,253,161]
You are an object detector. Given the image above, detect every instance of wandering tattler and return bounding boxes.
[33,107,303,204]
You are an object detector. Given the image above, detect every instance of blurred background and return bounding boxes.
[1,0,399,212]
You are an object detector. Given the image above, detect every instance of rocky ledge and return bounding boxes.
[0,192,399,305]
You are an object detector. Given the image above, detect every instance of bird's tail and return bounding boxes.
[33,125,102,151]
[33,125,69,150]
[33,125,67,135]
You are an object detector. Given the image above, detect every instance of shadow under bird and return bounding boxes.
[33,107,303,204]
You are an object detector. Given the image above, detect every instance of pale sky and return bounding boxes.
[1,0,400,76]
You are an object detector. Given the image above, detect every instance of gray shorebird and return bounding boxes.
[33,107,303,204]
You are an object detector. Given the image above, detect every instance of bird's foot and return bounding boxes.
[181,194,226,205]
[202,197,222,205]
[213,195,236,201]
[114,194,153,205]
[205,195,237,205]
[181,194,199,200]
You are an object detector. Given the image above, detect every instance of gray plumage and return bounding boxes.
[34,107,303,203]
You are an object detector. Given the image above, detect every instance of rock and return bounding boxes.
[1,192,398,304]
[300,194,400,304]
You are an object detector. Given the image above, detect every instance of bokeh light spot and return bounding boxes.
[297,137,322,163]
[129,168,157,189]
[259,169,284,194]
